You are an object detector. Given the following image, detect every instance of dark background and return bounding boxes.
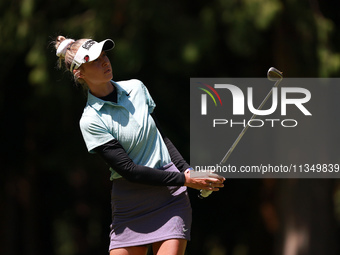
[1,0,340,254]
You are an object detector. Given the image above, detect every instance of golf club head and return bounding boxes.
[267,67,283,81]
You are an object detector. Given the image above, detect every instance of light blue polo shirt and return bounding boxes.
[79,79,172,180]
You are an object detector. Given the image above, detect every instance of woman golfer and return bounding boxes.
[54,35,225,255]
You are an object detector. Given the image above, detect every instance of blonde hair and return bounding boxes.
[54,35,89,86]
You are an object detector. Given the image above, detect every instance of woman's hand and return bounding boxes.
[184,169,225,191]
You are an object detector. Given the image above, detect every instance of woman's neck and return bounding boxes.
[88,81,114,98]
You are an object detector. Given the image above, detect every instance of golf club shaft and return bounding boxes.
[220,83,279,165]
[199,69,283,198]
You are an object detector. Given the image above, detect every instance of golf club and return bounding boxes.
[199,67,283,199]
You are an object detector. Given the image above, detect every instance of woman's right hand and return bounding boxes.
[184,170,225,191]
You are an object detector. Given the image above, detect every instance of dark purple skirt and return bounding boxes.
[109,163,192,250]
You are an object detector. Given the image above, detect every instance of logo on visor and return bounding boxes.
[82,40,96,50]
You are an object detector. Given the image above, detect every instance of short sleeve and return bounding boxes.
[79,115,114,153]
[141,82,156,113]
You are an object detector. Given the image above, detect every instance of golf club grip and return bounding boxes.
[198,189,213,199]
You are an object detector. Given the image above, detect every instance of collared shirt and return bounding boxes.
[79,79,171,179]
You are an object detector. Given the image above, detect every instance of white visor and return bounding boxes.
[70,39,115,72]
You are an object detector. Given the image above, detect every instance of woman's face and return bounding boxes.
[79,51,113,86]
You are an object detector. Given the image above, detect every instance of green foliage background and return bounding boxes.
[1,0,340,255]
